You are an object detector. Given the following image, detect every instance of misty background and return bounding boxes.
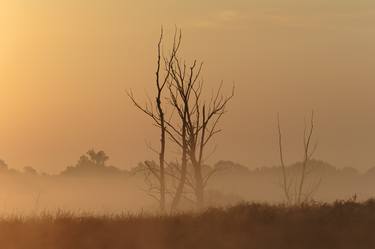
[0,1,375,173]
[0,152,374,214]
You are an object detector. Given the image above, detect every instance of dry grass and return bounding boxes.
[0,199,374,249]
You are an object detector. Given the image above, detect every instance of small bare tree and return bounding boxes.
[277,113,291,204]
[277,111,320,205]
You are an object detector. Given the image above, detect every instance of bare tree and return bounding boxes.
[297,111,319,204]
[162,55,202,211]
[277,113,291,205]
[129,28,234,212]
[168,57,234,209]
[277,111,320,205]
[127,28,180,213]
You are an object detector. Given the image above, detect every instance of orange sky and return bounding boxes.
[0,0,375,173]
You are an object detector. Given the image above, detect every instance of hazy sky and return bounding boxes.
[0,0,375,173]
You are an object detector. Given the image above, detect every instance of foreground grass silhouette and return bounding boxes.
[0,199,374,249]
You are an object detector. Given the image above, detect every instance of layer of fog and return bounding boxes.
[0,157,374,215]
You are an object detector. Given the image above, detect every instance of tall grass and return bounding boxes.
[0,199,374,249]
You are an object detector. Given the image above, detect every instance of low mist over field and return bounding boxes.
[0,153,374,214]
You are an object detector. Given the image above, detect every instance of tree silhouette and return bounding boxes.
[129,28,234,211]
[0,159,8,170]
[87,150,109,167]
[128,28,180,213]
[277,111,321,205]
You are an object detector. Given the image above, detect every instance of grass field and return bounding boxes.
[0,199,374,249]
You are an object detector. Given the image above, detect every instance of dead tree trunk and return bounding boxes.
[297,111,316,205]
[277,113,291,205]
[129,28,233,212]
[169,57,234,209]
[127,28,179,213]
[277,111,318,206]
[170,109,188,212]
